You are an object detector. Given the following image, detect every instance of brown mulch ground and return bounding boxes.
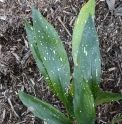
[0,0,122,124]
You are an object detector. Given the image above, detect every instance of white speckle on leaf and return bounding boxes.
[76,18,79,24]
[30,27,33,30]
[96,69,98,77]
[75,62,78,66]
[44,57,46,60]
[91,94,93,97]
[51,70,54,74]
[57,68,61,71]
[84,47,88,56]
[53,50,56,54]
[60,57,62,62]
[45,77,49,80]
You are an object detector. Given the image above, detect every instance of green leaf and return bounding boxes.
[73,14,101,98]
[18,91,71,124]
[73,66,96,124]
[31,6,70,102]
[25,7,74,119]
[25,21,55,93]
[107,116,122,124]
[72,0,95,64]
[95,89,122,106]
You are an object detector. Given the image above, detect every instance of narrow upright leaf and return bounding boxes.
[25,7,73,119]
[73,66,95,124]
[25,21,55,93]
[72,0,95,65]
[19,91,71,124]
[31,6,70,103]
[73,14,101,98]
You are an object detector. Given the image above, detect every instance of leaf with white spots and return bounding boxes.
[74,15,101,98]
[95,89,122,106]
[19,91,71,124]
[73,66,95,124]
[25,7,74,119]
[72,0,95,64]
[25,21,55,93]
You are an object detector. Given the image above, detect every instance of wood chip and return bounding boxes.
[0,15,7,20]
[106,0,115,10]
[108,67,117,72]
[0,0,4,2]
[8,98,20,119]
[57,16,71,37]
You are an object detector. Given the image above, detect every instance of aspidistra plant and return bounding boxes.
[19,0,122,123]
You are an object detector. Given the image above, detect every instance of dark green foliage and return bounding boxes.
[18,1,122,124]
[19,91,71,124]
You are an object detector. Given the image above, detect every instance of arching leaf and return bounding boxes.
[19,91,71,124]
[25,7,73,119]
[73,14,101,98]
[95,89,122,106]
[72,0,95,65]
[25,21,55,93]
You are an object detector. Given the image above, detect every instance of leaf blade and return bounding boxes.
[74,14,101,98]
[72,0,95,64]
[95,89,122,106]
[73,66,96,124]
[18,91,71,124]
[31,6,70,103]
[25,7,74,119]
[24,21,55,93]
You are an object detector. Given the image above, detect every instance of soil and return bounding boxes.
[0,0,122,124]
